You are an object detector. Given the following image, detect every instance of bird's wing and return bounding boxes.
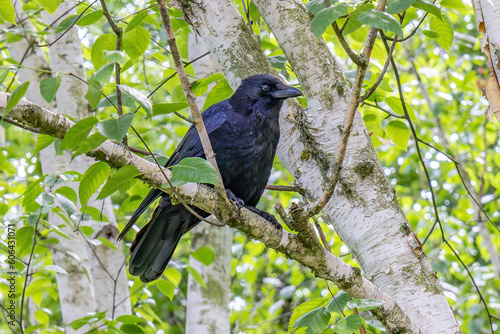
[118,100,231,240]
[165,101,230,167]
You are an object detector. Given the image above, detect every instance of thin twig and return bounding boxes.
[265,184,305,195]
[331,22,362,66]
[361,34,398,100]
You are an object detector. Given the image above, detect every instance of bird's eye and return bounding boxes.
[262,84,270,92]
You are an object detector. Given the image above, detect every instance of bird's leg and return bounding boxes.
[244,206,283,230]
[225,188,245,209]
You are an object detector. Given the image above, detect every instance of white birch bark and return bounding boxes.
[185,37,231,334]
[8,3,97,329]
[42,3,131,320]
[8,2,130,330]
[178,0,461,331]
[473,0,500,123]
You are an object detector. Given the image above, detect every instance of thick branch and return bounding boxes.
[0,92,420,333]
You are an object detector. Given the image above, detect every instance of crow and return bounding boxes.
[118,74,302,283]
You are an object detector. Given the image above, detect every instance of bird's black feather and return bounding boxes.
[120,74,302,283]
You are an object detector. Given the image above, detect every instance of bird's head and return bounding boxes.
[230,74,303,112]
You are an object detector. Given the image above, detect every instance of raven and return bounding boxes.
[118,74,302,283]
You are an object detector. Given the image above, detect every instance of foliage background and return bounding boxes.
[0,0,499,332]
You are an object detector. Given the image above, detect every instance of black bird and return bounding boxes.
[118,74,302,283]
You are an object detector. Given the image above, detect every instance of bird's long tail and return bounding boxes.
[127,194,208,283]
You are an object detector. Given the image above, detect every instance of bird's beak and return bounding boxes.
[271,85,303,99]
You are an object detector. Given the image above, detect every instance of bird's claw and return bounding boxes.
[259,211,282,230]
[226,188,245,209]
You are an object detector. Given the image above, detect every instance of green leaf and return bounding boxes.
[412,0,442,19]
[55,14,78,33]
[104,50,125,62]
[91,34,116,70]
[79,162,111,207]
[439,0,466,9]
[156,280,175,300]
[34,309,49,325]
[38,0,60,14]
[126,11,148,32]
[34,134,55,155]
[187,265,207,288]
[142,14,161,29]
[76,9,103,26]
[429,15,453,51]
[203,78,234,111]
[55,186,78,203]
[0,69,9,85]
[0,0,16,24]
[97,92,136,109]
[169,157,218,187]
[118,85,152,118]
[4,81,29,114]
[357,9,403,37]
[93,63,114,83]
[291,306,331,334]
[22,181,44,208]
[268,55,288,70]
[116,315,144,324]
[386,120,410,150]
[96,113,135,142]
[386,0,416,14]
[346,298,384,310]
[153,102,190,116]
[164,267,182,286]
[310,4,348,38]
[385,96,417,121]
[191,244,216,266]
[72,132,107,158]
[192,73,225,96]
[97,236,119,250]
[288,298,329,332]
[42,264,69,275]
[342,3,375,35]
[423,30,440,38]
[363,114,380,128]
[96,165,140,199]
[305,0,327,15]
[60,116,98,151]
[16,226,35,257]
[55,192,76,215]
[332,314,363,334]
[39,76,62,103]
[123,26,150,61]
[326,292,349,313]
[85,79,103,110]
[120,324,144,334]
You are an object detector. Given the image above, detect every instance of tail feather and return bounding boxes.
[128,195,209,283]
[118,188,163,241]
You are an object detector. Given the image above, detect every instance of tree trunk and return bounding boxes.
[185,36,232,334]
[9,2,131,330]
